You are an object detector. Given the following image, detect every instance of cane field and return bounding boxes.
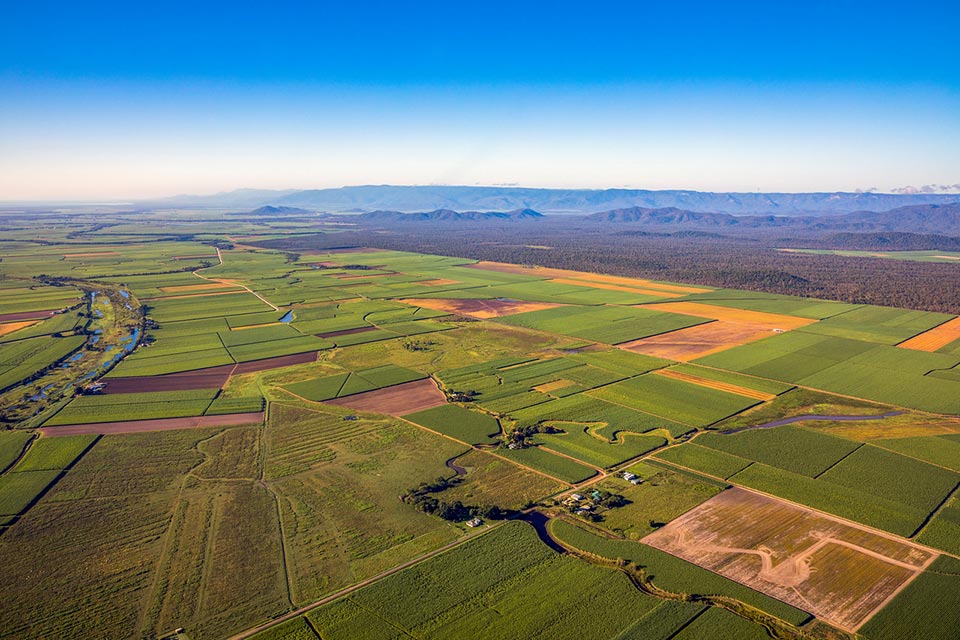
[0,218,958,640]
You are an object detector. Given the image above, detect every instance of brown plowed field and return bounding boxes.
[642,487,938,632]
[316,326,375,339]
[653,368,775,400]
[897,316,960,352]
[39,411,265,436]
[619,321,775,361]
[325,379,446,416]
[0,320,38,337]
[641,301,816,330]
[0,309,59,322]
[398,297,563,319]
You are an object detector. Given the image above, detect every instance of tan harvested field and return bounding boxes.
[532,379,574,393]
[325,378,447,415]
[549,277,682,298]
[467,260,711,294]
[897,316,960,352]
[642,301,817,329]
[642,487,938,632]
[416,278,461,286]
[157,282,240,293]
[653,368,775,400]
[38,411,265,436]
[398,297,564,319]
[933,255,960,261]
[0,320,38,336]
[619,320,776,361]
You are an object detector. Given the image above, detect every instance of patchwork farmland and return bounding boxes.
[0,223,958,640]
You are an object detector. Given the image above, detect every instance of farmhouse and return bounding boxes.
[622,472,637,481]
[466,518,482,527]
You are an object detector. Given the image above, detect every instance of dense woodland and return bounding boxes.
[256,222,960,313]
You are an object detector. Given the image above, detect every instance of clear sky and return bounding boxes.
[2,0,958,200]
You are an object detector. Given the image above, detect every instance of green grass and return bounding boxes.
[817,444,959,515]
[873,435,960,472]
[404,404,501,445]
[591,374,761,427]
[653,443,753,480]
[11,435,97,471]
[500,305,708,344]
[283,365,423,402]
[917,494,960,555]
[530,425,665,468]
[0,431,33,472]
[0,470,61,515]
[729,463,926,537]
[498,445,598,483]
[696,425,861,477]
[859,555,960,640]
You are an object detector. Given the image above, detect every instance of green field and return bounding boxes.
[2,235,960,640]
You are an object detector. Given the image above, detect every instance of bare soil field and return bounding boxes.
[619,321,775,361]
[232,351,319,374]
[38,411,265,436]
[642,487,938,632]
[653,368,775,400]
[0,309,59,322]
[325,378,446,415]
[399,297,564,319]
[643,301,817,330]
[897,316,960,352]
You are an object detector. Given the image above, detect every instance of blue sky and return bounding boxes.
[2,1,958,199]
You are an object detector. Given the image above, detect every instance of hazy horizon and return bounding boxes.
[2,1,958,200]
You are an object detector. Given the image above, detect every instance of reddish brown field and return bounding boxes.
[325,379,446,416]
[642,487,938,632]
[0,309,59,322]
[897,316,960,352]
[102,352,320,393]
[39,412,265,436]
[316,326,376,339]
[398,297,563,319]
[619,321,776,361]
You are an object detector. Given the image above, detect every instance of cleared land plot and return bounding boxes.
[642,487,938,632]
[898,316,960,352]
[397,297,563,319]
[620,320,779,361]
[38,412,264,436]
[325,379,447,416]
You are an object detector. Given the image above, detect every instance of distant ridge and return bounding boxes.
[234,205,316,216]
[355,208,543,222]
[142,184,960,215]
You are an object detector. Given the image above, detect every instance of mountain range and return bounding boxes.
[145,184,960,215]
